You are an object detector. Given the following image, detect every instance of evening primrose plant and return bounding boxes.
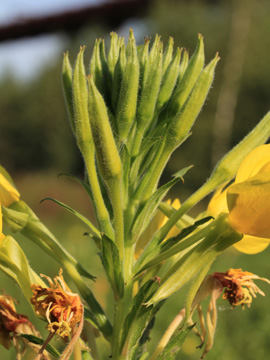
[0,30,270,359]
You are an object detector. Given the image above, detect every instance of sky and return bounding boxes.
[0,0,107,80]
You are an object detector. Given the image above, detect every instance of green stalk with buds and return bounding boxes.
[0,29,269,360]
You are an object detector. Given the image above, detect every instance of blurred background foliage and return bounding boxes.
[0,0,270,359]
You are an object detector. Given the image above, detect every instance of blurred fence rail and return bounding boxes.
[0,0,151,42]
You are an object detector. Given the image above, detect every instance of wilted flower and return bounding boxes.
[0,293,49,359]
[31,269,83,338]
[190,268,270,358]
[208,144,270,254]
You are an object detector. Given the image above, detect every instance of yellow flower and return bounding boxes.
[0,173,20,207]
[0,207,4,241]
[208,144,270,254]
[135,199,181,259]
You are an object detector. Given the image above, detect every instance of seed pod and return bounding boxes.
[167,34,205,118]
[72,46,94,153]
[162,36,174,76]
[155,47,182,116]
[116,36,139,141]
[62,52,75,134]
[88,76,122,181]
[112,43,127,113]
[165,53,219,152]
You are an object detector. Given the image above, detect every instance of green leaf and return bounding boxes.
[121,280,161,356]
[156,324,195,360]
[2,206,29,233]
[58,173,94,202]
[161,216,213,252]
[41,197,101,239]
[102,235,124,299]
[19,334,61,357]
[131,172,188,244]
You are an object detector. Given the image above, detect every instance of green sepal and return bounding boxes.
[2,206,29,233]
[18,334,61,358]
[40,197,101,240]
[156,324,195,360]
[0,236,45,301]
[101,234,124,299]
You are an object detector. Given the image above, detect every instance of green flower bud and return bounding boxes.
[167,34,205,118]
[138,37,150,91]
[178,49,189,82]
[112,43,126,113]
[116,35,139,141]
[162,36,174,76]
[62,52,75,134]
[165,53,219,152]
[90,39,105,95]
[73,46,94,154]
[107,32,120,90]
[132,44,163,156]
[88,76,122,181]
[155,47,181,116]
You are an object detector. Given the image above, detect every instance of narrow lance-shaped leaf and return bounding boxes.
[131,166,192,244]
[145,214,242,306]
[19,334,61,358]
[102,235,124,299]
[41,197,101,240]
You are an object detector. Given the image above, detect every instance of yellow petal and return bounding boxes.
[233,235,270,254]
[235,144,270,182]
[227,173,270,238]
[207,184,229,216]
[0,173,20,207]
[0,206,3,239]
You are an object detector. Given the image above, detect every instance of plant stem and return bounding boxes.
[150,309,186,360]
[84,153,115,239]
